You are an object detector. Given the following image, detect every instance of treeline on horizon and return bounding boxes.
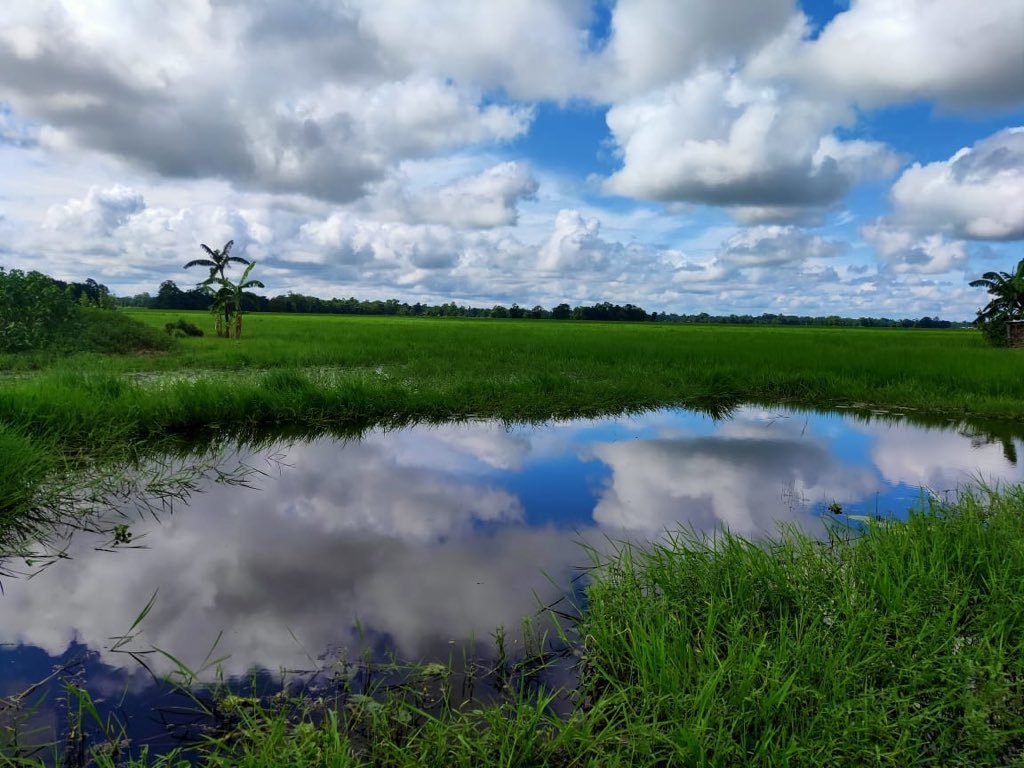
[102,278,970,329]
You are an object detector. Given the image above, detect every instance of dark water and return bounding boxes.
[2,406,1022,757]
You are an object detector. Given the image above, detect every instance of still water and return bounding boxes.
[2,405,1022,754]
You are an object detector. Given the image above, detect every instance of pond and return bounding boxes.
[2,405,1022,758]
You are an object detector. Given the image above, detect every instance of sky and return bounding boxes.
[0,0,1022,319]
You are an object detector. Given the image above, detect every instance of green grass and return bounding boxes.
[6,486,1022,767]
[577,487,1024,766]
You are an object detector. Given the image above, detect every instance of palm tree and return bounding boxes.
[184,240,251,336]
[970,257,1024,345]
[211,262,265,338]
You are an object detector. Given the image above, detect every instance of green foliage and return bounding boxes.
[971,257,1024,346]
[0,268,76,351]
[0,268,170,355]
[164,318,205,337]
[209,261,265,339]
[978,314,1009,347]
[183,239,250,283]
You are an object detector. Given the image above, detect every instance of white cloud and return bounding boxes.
[603,70,899,216]
[856,420,1024,492]
[862,221,970,275]
[889,128,1024,241]
[2,1,1021,321]
[367,161,539,229]
[0,3,533,202]
[43,184,145,235]
[353,0,597,100]
[538,209,613,272]
[600,0,795,95]
[752,0,1024,109]
[717,225,846,269]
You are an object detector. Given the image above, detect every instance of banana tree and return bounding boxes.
[970,257,1024,345]
[184,240,251,336]
[211,262,265,338]
[207,284,235,338]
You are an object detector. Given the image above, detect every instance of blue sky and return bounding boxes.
[0,0,1022,318]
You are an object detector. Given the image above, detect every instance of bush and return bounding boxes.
[1,267,174,355]
[164,318,205,337]
[977,315,1009,347]
[0,268,76,351]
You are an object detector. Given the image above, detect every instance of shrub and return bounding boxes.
[0,268,76,352]
[977,315,1009,347]
[1,267,174,354]
[164,318,205,337]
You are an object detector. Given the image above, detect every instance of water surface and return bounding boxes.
[2,405,1022,756]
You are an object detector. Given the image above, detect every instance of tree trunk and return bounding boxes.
[235,310,243,338]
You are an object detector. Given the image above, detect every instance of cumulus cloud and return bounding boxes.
[862,221,969,275]
[353,0,597,100]
[888,128,1024,241]
[855,420,1024,492]
[423,162,538,228]
[717,225,846,269]
[300,213,462,271]
[0,430,569,671]
[538,210,615,272]
[43,184,145,235]
[752,0,1024,109]
[603,70,899,216]
[2,1,1021,320]
[0,2,532,202]
[600,0,795,95]
[367,162,539,229]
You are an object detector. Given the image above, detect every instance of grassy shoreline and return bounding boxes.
[7,486,1022,766]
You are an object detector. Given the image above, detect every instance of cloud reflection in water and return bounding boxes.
[1,407,1021,680]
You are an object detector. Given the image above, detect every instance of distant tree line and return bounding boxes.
[106,280,973,329]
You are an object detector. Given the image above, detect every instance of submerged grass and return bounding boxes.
[5,486,1023,767]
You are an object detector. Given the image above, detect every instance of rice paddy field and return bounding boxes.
[3,310,1024,766]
